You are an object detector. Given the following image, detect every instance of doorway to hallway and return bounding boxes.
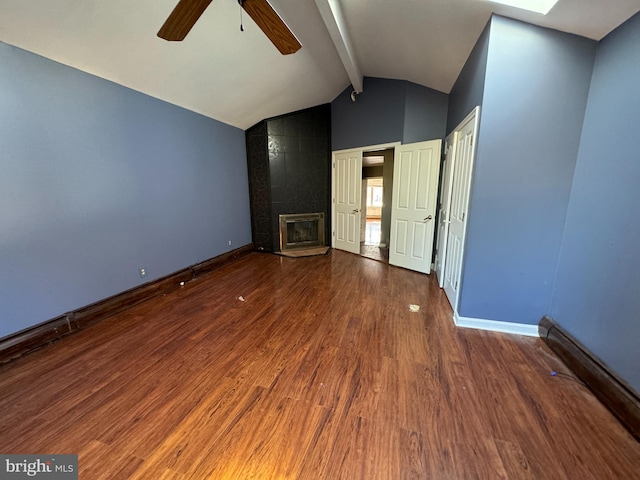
[360,217,389,262]
[359,154,391,263]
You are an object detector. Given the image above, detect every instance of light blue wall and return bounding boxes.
[331,77,448,150]
[0,43,251,339]
[458,16,596,324]
[550,12,640,392]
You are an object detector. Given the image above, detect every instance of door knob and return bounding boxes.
[352,209,360,213]
[424,215,433,222]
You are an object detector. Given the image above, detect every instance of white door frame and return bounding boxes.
[435,131,458,287]
[332,142,401,252]
[443,106,481,312]
[360,178,367,243]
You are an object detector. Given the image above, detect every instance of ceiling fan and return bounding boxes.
[157,0,302,55]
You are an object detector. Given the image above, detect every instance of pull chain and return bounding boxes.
[239,3,244,32]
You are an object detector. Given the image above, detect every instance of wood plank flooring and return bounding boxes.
[1,250,638,479]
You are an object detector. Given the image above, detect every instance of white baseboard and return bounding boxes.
[453,312,539,337]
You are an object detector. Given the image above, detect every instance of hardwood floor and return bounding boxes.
[1,250,638,479]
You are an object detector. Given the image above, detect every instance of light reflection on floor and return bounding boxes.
[360,219,388,263]
[364,219,381,246]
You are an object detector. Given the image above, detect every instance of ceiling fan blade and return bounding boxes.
[158,0,214,41]
[241,0,301,55]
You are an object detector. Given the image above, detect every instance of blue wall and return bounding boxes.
[550,12,640,392]
[0,43,251,339]
[403,81,449,144]
[331,77,448,150]
[457,16,596,325]
[446,22,490,134]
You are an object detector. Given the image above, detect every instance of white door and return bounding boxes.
[333,150,362,254]
[444,107,480,309]
[389,140,442,274]
[360,179,367,243]
[435,132,457,287]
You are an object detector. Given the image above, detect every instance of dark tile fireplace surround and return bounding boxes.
[246,104,331,252]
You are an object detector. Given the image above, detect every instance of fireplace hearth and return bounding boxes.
[279,213,325,251]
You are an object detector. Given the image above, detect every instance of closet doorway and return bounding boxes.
[434,106,480,311]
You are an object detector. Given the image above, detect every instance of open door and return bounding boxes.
[389,140,441,274]
[443,107,480,309]
[332,149,362,254]
[360,179,367,243]
[435,132,457,287]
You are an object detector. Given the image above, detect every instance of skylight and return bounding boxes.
[486,0,559,15]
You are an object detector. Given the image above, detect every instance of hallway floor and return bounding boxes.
[360,218,389,263]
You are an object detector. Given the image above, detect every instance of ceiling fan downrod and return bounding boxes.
[239,0,245,31]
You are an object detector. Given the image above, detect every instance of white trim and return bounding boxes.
[453,311,539,337]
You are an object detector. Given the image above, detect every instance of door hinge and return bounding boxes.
[461,212,466,221]
[332,231,335,236]
[455,281,458,289]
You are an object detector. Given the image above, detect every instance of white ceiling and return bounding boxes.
[1,0,639,130]
[363,155,385,167]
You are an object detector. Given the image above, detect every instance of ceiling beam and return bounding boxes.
[314,0,363,94]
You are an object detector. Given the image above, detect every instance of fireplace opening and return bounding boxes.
[279,213,325,251]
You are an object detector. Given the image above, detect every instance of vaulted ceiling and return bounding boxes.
[2,0,639,129]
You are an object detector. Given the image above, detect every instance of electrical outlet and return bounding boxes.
[228,240,232,246]
[139,267,147,278]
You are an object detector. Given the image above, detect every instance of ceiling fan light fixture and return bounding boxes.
[485,0,559,15]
